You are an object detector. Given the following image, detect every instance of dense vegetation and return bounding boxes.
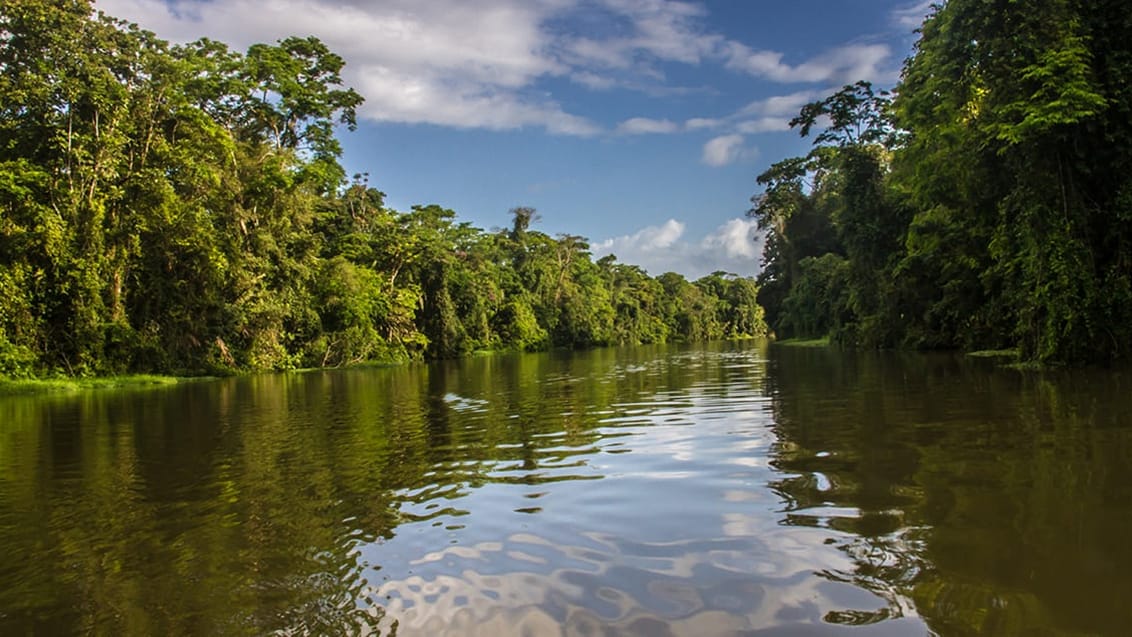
[0,1,766,379]
[753,0,1132,364]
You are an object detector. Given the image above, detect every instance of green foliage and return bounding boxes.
[694,272,768,339]
[0,1,769,380]
[778,254,851,340]
[491,297,548,351]
[0,334,36,380]
[312,257,394,366]
[752,82,901,345]
[751,0,1132,363]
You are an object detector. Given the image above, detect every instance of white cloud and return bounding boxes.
[735,117,791,134]
[570,71,618,90]
[593,219,686,254]
[702,218,761,259]
[701,134,749,167]
[724,42,893,86]
[592,218,763,279]
[97,0,734,135]
[353,65,598,134]
[561,0,723,70]
[675,36,902,148]
[693,89,819,136]
[891,0,936,29]
[99,0,904,138]
[684,82,882,150]
[738,90,824,119]
[685,117,722,130]
[99,0,597,134]
[102,0,561,84]
[616,117,680,135]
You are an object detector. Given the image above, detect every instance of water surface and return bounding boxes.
[1,342,1130,635]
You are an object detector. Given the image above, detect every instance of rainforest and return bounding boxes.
[4,2,1132,634]
[0,1,767,380]
[3,0,1132,383]
[753,0,1132,363]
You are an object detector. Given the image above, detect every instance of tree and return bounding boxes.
[751,82,903,345]
[893,0,1131,361]
[0,0,775,380]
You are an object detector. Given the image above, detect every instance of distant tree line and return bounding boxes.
[754,0,1132,363]
[0,1,766,379]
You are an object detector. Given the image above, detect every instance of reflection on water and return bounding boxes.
[0,342,1130,635]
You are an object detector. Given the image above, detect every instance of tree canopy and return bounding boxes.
[0,0,767,379]
[752,0,1132,363]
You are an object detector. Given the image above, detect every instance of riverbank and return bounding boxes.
[1,337,781,396]
[770,339,1061,370]
[771,337,832,348]
[0,374,205,396]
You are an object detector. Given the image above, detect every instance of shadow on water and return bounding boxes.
[0,342,1130,635]
[766,346,1132,636]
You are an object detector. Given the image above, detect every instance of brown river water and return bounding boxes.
[1,341,1130,635]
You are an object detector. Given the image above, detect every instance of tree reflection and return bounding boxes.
[0,342,766,634]
[8,343,1128,634]
[765,346,1132,635]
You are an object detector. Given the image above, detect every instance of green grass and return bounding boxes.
[772,336,831,348]
[1002,361,1046,371]
[965,349,1020,359]
[965,349,1062,371]
[0,374,193,396]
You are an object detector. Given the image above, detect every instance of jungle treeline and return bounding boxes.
[753,0,1132,363]
[0,1,767,379]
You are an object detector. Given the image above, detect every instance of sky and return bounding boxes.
[96,0,933,279]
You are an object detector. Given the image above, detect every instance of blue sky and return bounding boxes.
[99,0,931,278]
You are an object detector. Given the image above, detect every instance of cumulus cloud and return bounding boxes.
[560,0,723,70]
[616,117,680,135]
[723,41,893,85]
[738,90,824,119]
[99,0,738,134]
[592,219,686,254]
[604,86,832,142]
[703,218,761,259]
[685,78,889,150]
[614,88,824,139]
[99,0,598,134]
[680,43,899,154]
[685,117,722,130]
[352,65,598,134]
[722,89,820,134]
[592,218,763,279]
[701,134,749,167]
[102,0,562,84]
[891,0,936,29]
[733,117,789,134]
[98,0,903,137]
[570,70,618,90]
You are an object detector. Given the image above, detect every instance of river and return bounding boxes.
[1,341,1130,635]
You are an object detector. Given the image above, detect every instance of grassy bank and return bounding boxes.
[965,349,1020,359]
[964,349,1053,370]
[0,374,198,396]
[772,337,832,348]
